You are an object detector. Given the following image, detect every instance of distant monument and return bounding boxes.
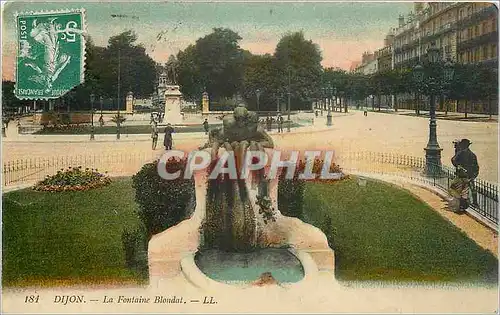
[164,86,183,125]
[163,58,183,125]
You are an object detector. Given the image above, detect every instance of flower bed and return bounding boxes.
[33,166,111,192]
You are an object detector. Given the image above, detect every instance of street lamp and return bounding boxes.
[117,47,121,140]
[413,63,424,116]
[287,67,292,132]
[333,87,338,112]
[256,89,261,112]
[90,93,95,140]
[274,92,281,113]
[413,42,454,175]
[99,96,104,116]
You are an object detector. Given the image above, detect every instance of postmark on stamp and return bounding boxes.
[15,9,86,100]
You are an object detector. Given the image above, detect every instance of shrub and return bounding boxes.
[122,225,149,279]
[33,166,111,192]
[321,215,336,250]
[132,158,195,238]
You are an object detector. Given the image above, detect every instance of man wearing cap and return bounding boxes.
[450,138,479,212]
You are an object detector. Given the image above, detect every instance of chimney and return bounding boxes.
[386,34,395,46]
[398,15,405,27]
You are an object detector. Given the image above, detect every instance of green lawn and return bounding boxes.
[3,176,497,287]
[2,178,144,287]
[302,178,498,284]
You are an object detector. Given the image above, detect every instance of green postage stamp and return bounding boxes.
[15,9,86,99]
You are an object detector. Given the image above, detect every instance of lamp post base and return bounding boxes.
[424,145,442,176]
[90,126,95,141]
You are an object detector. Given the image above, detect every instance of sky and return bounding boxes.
[1,1,413,81]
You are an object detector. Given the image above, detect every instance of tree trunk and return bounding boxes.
[445,97,449,116]
[415,93,420,116]
[465,99,468,118]
[394,94,398,112]
[439,94,444,115]
[377,95,381,111]
[488,95,492,119]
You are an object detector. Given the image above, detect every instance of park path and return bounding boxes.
[3,111,498,183]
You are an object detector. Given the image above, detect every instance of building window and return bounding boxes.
[467,27,473,40]
[483,46,489,59]
[491,44,497,58]
[483,22,489,34]
[459,9,463,19]
[492,19,497,32]
[467,6,472,16]
[475,25,480,36]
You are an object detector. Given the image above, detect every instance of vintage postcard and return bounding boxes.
[1,1,498,313]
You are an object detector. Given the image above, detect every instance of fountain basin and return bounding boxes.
[195,248,304,284]
[181,247,318,289]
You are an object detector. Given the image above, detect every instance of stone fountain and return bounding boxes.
[148,106,335,288]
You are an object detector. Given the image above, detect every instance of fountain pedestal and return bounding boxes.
[148,171,335,287]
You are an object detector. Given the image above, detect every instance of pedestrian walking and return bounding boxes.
[150,112,154,124]
[277,114,284,133]
[450,138,479,212]
[266,116,272,132]
[151,122,159,150]
[163,123,175,150]
[99,115,105,127]
[203,118,209,135]
[364,110,368,116]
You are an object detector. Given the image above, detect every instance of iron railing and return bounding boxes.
[2,151,161,188]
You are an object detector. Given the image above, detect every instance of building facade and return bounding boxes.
[354,51,379,75]
[392,2,498,69]
[352,2,498,114]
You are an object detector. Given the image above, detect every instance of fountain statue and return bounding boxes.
[200,106,275,251]
[148,106,335,287]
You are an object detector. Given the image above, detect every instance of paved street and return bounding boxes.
[3,111,498,183]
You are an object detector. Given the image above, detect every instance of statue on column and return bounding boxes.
[165,56,177,85]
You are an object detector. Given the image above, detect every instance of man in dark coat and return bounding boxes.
[450,138,479,211]
[163,123,175,150]
[203,118,209,135]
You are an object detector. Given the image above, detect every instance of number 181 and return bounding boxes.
[25,295,39,303]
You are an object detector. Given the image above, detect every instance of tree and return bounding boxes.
[177,28,246,103]
[103,30,157,101]
[177,44,203,102]
[2,81,33,115]
[274,32,322,110]
[477,64,498,118]
[241,54,279,111]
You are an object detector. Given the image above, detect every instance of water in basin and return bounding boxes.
[194,248,305,284]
